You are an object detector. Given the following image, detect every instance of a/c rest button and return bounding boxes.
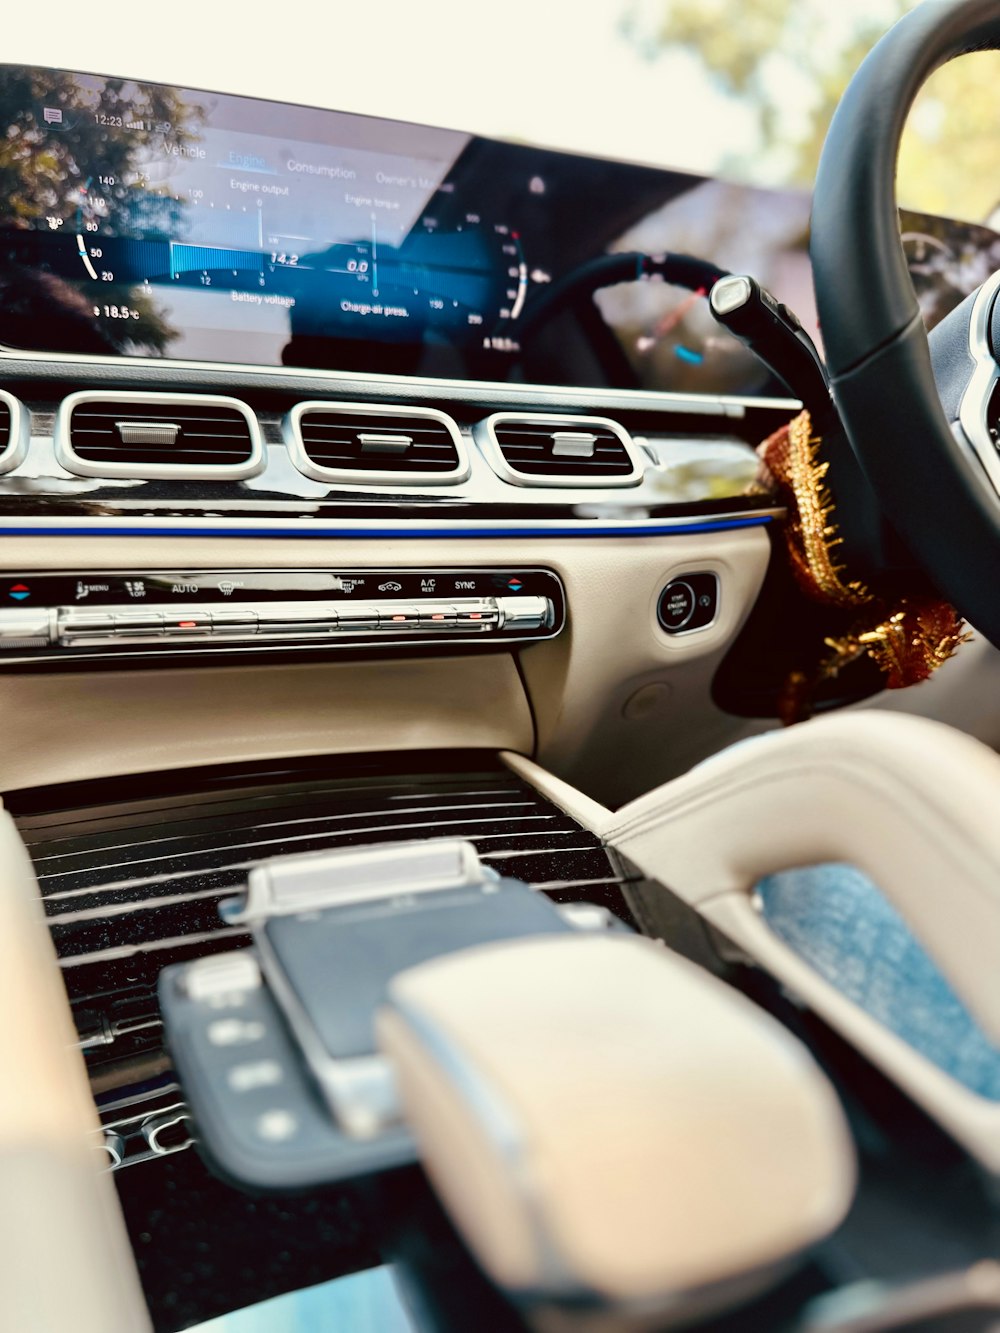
[657,573,719,635]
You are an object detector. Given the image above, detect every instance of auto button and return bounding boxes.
[165,610,212,637]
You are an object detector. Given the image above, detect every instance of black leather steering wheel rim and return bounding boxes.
[810,0,1000,644]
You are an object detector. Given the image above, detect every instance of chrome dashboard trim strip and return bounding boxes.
[958,269,1000,500]
[0,388,30,475]
[0,510,782,539]
[55,390,267,481]
[0,347,801,420]
[284,401,471,486]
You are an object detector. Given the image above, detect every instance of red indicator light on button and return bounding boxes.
[430,614,445,621]
[468,613,482,620]
[391,614,406,622]
[178,620,197,629]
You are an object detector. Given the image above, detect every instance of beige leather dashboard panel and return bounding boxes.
[0,529,770,803]
[0,653,532,793]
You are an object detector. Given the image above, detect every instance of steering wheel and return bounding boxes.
[811,0,1000,645]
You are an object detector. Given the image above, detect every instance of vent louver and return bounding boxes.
[286,402,469,485]
[0,389,29,475]
[56,392,264,480]
[476,413,643,488]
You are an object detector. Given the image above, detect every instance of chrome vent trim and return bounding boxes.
[0,389,30,475]
[285,401,470,486]
[55,391,265,481]
[474,413,644,488]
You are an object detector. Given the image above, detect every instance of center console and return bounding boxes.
[156,836,853,1330]
[10,751,626,1174]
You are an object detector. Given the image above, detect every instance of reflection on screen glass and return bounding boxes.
[1,65,996,396]
[596,179,812,398]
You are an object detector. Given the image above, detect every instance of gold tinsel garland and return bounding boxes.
[759,410,969,723]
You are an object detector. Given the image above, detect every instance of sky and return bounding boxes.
[0,0,919,183]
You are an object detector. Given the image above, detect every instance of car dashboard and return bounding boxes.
[4,57,1000,1333]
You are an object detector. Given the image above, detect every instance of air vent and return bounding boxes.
[0,389,30,475]
[286,402,469,486]
[56,392,264,480]
[475,413,643,488]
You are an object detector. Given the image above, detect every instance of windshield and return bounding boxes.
[2,0,996,222]
[3,0,998,393]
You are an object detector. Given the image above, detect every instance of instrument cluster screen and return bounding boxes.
[0,68,529,374]
[0,66,994,395]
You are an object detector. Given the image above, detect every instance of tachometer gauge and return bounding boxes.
[74,178,110,281]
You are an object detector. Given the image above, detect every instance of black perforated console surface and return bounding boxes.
[4,752,635,1329]
[9,752,632,1146]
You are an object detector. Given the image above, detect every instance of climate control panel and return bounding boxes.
[0,569,564,664]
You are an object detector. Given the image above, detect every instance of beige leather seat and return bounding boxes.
[0,808,150,1333]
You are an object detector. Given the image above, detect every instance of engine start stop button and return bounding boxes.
[658,580,696,631]
[657,573,719,635]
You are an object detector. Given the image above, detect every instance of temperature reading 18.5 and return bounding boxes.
[93,304,140,320]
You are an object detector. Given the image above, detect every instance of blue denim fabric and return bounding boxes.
[757,863,1000,1101]
[190,1266,414,1333]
